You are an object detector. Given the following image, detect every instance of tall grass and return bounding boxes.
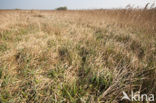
[0,9,155,102]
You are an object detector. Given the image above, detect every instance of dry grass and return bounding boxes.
[0,9,156,103]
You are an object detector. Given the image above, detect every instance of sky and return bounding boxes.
[0,0,155,10]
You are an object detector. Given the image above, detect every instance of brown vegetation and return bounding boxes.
[0,9,156,102]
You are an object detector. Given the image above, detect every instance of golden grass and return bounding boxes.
[0,9,156,103]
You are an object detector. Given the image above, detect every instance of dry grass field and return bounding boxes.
[0,9,156,103]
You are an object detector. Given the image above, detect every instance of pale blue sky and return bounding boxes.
[0,0,155,9]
